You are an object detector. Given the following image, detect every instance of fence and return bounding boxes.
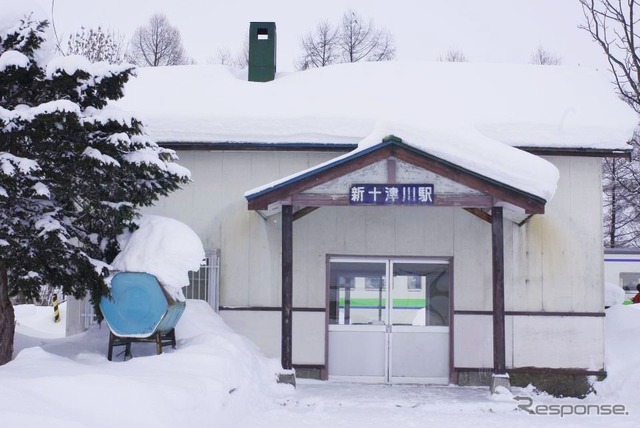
[73,249,221,333]
[184,249,220,312]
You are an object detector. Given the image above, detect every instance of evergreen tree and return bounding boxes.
[0,14,190,365]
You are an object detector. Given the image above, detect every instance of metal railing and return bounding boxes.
[184,249,220,312]
[75,249,221,332]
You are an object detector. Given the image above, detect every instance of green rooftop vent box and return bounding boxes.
[248,22,276,82]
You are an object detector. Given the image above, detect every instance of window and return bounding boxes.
[392,262,449,327]
[620,272,640,292]
[184,249,220,311]
[329,261,387,325]
[407,275,423,292]
[328,258,450,326]
[365,276,386,291]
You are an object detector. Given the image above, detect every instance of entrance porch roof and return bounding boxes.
[245,126,558,219]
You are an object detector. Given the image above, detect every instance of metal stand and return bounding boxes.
[107,329,177,361]
[490,373,511,394]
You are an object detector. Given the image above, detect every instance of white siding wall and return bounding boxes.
[147,151,605,370]
[508,157,604,313]
[453,156,605,370]
[508,156,605,369]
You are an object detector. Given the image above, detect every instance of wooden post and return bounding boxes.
[52,294,60,323]
[155,332,163,355]
[491,206,506,374]
[281,205,293,370]
[108,332,114,361]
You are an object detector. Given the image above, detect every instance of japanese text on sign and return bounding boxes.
[349,184,434,205]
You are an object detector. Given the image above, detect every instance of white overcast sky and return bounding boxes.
[6,0,609,72]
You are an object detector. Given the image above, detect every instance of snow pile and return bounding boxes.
[5,298,640,427]
[594,304,640,404]
[605,281,626,307]
[111,215,205,301]
[6,300,286,428]
[14,302,66,339]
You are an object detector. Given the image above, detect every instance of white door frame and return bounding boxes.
[327,256,451,384]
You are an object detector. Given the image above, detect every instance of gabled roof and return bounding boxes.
[245,133,555,216]
[115,61,637,153]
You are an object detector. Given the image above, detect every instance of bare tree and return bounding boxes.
[367,30,396,62]
[602,128,640,247]
[438,48,467,62]
[296,21,340,70]
[128,13,189,67]
[339,10,395,63]
[580,1,640,247]
[580,0,640,112]
[529,44,562,65]
[208,48,233,65]
[208,46,248,68]
[208,32,248,68]
[237,34,249,69]
[63,26,125,64]
[602,155,640,247]
[297,10,395,70]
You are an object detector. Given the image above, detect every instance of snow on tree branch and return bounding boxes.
[0,13,191,365]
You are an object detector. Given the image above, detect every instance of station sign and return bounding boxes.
[349,184,434,205]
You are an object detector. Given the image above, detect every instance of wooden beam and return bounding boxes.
[288,193,493,208]
[293,206,319,221]
[291,194,349,206]
[386,158,397,183]
[491,206,506,374]
[281,205,293,370]
[464,208,492,223]
[393,146,546,214]
[435,194,493,207]
[247,149,390,210]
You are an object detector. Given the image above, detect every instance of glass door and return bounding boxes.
[389,260,450,383]
[327,257,450,384]
[328,259,389,381]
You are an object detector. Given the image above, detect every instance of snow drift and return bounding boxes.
[111,215,205,301]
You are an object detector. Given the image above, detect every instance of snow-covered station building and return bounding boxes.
[84,23,639,386]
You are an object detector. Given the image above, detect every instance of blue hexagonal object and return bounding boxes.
[100,272,185,337]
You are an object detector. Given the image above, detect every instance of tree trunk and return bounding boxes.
[609,161,617,248]
[609,185,617,247]
[0,262,15,365]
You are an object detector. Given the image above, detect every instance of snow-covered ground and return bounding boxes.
[4,299,640,427]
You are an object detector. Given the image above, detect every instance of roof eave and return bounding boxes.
[517,146,632,159]
[246,137,548,214]
[157,141,632,160]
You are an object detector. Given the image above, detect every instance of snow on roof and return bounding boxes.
[115,60,637,150]
[246,122,559,202]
